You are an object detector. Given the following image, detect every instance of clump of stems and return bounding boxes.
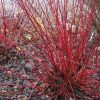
[0,0,99,99]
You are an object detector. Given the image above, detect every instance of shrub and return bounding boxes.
[0,0,99,99]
